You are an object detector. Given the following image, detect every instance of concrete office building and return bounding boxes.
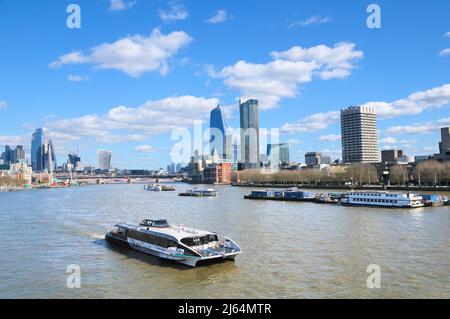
[341,106,379,163]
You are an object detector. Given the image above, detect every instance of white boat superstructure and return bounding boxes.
[106,219,241,267]
[144,184,163,191]
[179,188,217,197]
[341,191,424,208]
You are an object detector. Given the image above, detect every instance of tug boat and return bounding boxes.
[315,193,339,204]
[341,191,424,208]
[105,219,242,267]
[178,188,217,197]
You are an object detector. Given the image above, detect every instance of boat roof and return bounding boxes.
[348,191,419,195]
[114,222,216,241]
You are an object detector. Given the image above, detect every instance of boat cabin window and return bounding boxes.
[139,219,169,228]
[181,234,219,246]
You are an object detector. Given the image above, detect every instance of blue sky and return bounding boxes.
[0,0,449,169]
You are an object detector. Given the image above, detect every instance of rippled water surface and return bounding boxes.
[0,184,449,298]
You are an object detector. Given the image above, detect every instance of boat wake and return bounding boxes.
[89,233,105,240]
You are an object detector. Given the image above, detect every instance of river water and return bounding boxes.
[0,183,449,298]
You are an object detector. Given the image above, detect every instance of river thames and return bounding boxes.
[0,183,449,298]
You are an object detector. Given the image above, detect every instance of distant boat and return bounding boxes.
[144,184,176,192]
[179,188,217,197]
[341,191,424,208]
[315,193,339,204]
[105,219,242,267]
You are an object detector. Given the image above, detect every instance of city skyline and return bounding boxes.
[1,1,450,169]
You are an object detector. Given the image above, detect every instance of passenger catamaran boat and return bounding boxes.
[105,219,242,267]
[178,188,217,197]
[341,191,424,208]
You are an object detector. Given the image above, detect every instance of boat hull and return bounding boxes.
[244,195,315,202]
[341,202,423,209]
[105,233,239,267]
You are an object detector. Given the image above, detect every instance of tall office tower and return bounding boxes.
[42,140,57,172]
[31,128,44,171]
[267,143,290,167]
[98,150,112,170]
[238,99,260,170]
[209,105,231,161]
[340,106,379,163]
[3,145,13,164]
[14,145,25,163]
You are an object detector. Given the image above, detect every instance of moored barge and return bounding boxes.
[244,188,315,202]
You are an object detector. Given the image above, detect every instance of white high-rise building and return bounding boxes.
[340,106,379,163]
[98,150,112,170]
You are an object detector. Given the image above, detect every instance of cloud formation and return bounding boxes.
[281,111,340,133]
[282,84,450,134]
[318,134,341,141]
[439,48,450,56]
[385,117,450,135]
[288,15,331,28]
[0,100,6,109]
[134,145,155,153]
[68,74,88,82]
[364,84,450,119]
[109,0,136,11]
[206,10,228,24]
[159,2,189,22]
[211,42,363,109]
[43,95,219,144]
[50,28,193,77]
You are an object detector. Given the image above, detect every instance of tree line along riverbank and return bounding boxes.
[230,161,450,191]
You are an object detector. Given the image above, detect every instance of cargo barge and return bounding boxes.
[244,188,316,202]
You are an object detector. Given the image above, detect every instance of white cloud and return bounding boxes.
[445,32,450,38]
[44,95,219,144]
[68,74,88,82]
[159,2,189,22]
[281,111,339,133]
[283,84,450,134]
[439,48,450,56]
[109,0,136,11]
[288,15,331,28]
[319,134,341,141]
[386,117,450,135]
[134,145,155,153]
[50,28,193,77]
[0,135,27,146]
[364,84,450,119]
[286,139,303,145]
[0,100,6,109]
[380,137,397,144]
[206,9,228,24]
[212,42,363,109]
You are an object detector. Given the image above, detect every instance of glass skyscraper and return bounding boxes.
[239,99,260,170]
[98,150,112,170]
[31,128,43,171]
[209,105,231,161]
[267,143,290,167]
